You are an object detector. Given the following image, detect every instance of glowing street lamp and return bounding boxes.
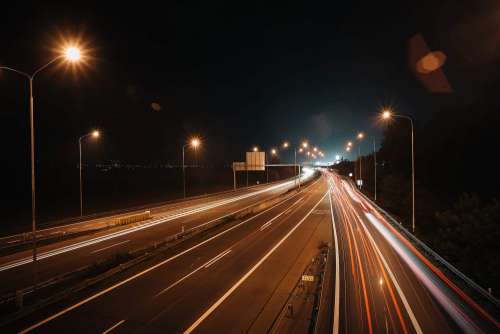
[282,141,303,188]
[271,148,277,155]
[64,47,82,62]
[381,109,416,232]
[347,141,353,147]
[0,43,85,287]
[302,142,308,149]
[382,109,392,119]
[79,130,100,216]
[356,132,365,188]
[183,137,202,198]
[191,138,200,148]
[253,146,258,152]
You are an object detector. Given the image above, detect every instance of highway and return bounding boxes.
[0,176,312,295]
[7,174,331,333]
[3,170,500,333]
[325,170,499,334]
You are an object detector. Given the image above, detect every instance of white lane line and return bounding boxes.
[101,319,126,334]
[328,186,341,334]
[204,249,231,269]
[259,197,304,231]
[91,240,131,254]
[183,191,328,334]
[358,215,423,334]
[154,249,232,298]
[18,185,313,334]
[0,181,296,272]
[157,195,306,298]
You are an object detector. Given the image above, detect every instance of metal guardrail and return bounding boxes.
[356,189,500,309]
[0,177,321,325]
[0,176,300,249]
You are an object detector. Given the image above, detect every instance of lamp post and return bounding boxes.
[382,109,415,232]
[79,130,100,216]
[183,138,200,198]
[267,148,277,183]
[357,132,364,188]
[1,45,83,288]
[373,138,377,201]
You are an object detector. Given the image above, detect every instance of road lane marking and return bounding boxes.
[154,249,232,297]
[0,180,296,272]
[259,197,304,231]
[18,182,318,334]
[183,191,328,334]
[358,215,423,334]
[156,195,307,300]
[90,240,131,254]
[328,186,341,334]
[101,319,125,334]
[204,249,231,269]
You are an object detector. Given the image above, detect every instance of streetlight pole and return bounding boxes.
[357,132,364,189]
[1,48,82,288]
[182,138,200,199]
[358,145,361,187]
[182,144,187,199]
[79,131,100,216]
[294,148,297,188]
[373,138,377,201]
[381,111,415,233]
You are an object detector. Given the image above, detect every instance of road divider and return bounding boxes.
[4,177,321,331]
[183,191,328,334]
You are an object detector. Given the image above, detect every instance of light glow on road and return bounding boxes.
[0,180,297,272]
[364,212,480,333]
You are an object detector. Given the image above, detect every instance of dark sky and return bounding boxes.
[1,0,498,167]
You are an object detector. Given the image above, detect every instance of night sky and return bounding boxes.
[1,1,499,219]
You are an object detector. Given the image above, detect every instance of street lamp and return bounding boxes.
[345,145,355,180]
[357,132,364,188]
[1,44,84,288]
[381,109,415,233]
[183,137,201,198]
[284,142,304,188]
[79,130,100,216]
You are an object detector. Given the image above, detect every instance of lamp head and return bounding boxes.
[64,46,82,62]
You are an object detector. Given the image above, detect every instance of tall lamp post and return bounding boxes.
[357,132,365,188]
[79,130,100,216]
[268,148,277,183]
[281,141,307,189]
[346,142,354,179]
[1,45,83,287]
[183,137,201,198]
[382,109,415,232]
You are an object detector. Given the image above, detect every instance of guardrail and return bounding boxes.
[356,188,500,313]
[0,176,320,326]
[0,177,300,252]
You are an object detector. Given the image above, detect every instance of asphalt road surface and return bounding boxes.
[3,170,500,333]
[325,170,499,334]
[0,177,309,295]
[8,175,329,333]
